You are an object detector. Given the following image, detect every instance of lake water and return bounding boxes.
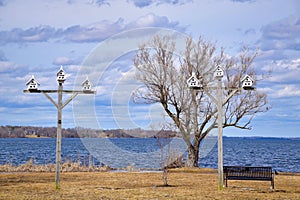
[0,137,299,172]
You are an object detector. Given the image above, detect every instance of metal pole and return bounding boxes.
[55,82,63,189]
[217,78,224,190]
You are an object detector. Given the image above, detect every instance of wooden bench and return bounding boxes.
[223,166,274,189]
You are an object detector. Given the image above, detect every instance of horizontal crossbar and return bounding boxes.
[225,176,273,181]
[23,89,96,94]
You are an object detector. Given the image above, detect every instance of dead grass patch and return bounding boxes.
[0,171,299,199]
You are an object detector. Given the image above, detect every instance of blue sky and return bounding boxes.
[0,0,299,137]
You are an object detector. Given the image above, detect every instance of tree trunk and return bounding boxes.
[185,136,202,167]
[185,145,199,167]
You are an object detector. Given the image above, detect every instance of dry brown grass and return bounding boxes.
[0,170,299,200]
[0,159,111,173]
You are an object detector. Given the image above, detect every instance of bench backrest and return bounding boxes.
[224,166,273,178]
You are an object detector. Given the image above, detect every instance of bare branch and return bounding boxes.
[133,34,270,167]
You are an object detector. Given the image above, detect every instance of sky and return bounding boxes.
[0,0,299,137]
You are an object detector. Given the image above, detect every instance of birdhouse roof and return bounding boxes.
[81,77,92,86]
[216,66,223,71]
[56,65,65,76]
[26,75,40,86]
[187,72,198,82]
[241,74,254,82]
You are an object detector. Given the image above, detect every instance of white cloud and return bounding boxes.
[231,0,255,2]
[53,56,77,65]
[260,58,300,84]
[0,61,20,72]
[0,13,183,44]
[259,16,300,51]
[127,0,192,8]
[275,85,300,97]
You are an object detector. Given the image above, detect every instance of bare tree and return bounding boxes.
[156,132,171,186]
[133,35,270,167]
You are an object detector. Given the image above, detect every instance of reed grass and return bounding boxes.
[0,159,112,173]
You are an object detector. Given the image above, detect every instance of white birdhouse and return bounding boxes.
[81,77,92,91]
[214,66,224,80]
[26,75,40,90]
[241,75,254,89]
[56,66,66,83]
[187,72,201,88]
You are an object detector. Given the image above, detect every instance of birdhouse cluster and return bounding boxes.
[26,75,40,90]
[186,66,255,91]
[187,72,201,89]
[56,66,66,83]
[25,66,95,93]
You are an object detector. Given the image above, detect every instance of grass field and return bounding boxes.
[0,168,299,200]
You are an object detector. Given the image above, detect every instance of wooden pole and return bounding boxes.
[55,82,63,189]
[187,69,254,191]
[24,72,96,190]
[217,78,224,190]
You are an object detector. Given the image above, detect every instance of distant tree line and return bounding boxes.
[0,126,179,138]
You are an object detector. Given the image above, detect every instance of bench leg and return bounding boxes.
[271,174,275,190]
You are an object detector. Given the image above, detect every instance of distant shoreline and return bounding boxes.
[0,125,179,138]
[0,125,299,139]
[1,136,299,140]
[24,134,50,138]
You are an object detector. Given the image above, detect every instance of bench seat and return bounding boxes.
[223,166,274,189]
